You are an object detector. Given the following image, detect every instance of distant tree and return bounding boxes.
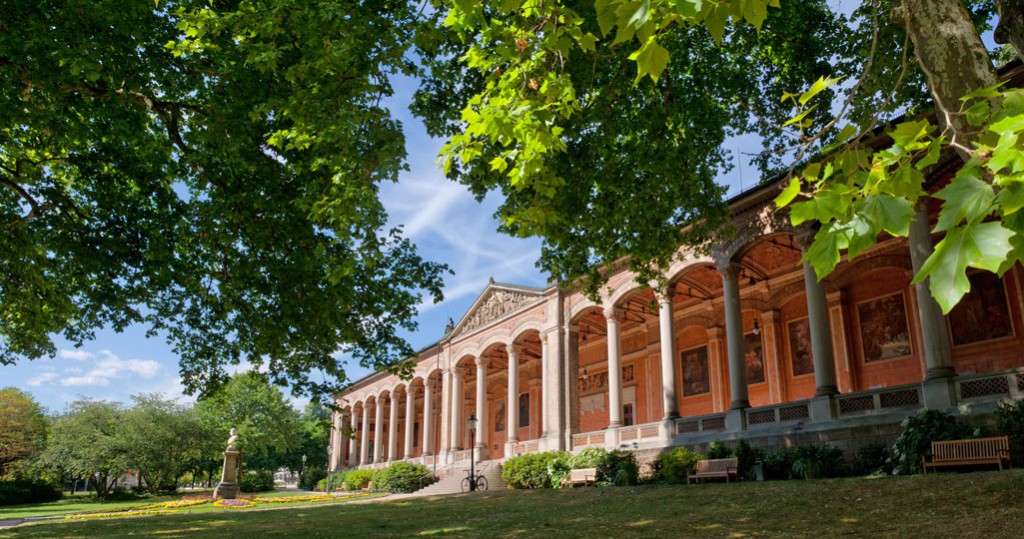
[39,400,129,498]
[195,372,301,471]
[120,394,213,493]
[0,387,47,478]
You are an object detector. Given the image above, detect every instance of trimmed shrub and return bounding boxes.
[791,444,846,479]
[761,447,801,480]
[705,441,733,460]
[239,470,275,493]
[299,468,327,491]
[372,462,436,494]
[0,479,62,506]
[654,446,703,484]
[996,398,1024,464]
[323,470,349,491]
[852,440,892,476]
[734,439,766,480]
[502,452,565,489]
[344,468,375,491]
[598,449,639,486]
[892,409,978,475]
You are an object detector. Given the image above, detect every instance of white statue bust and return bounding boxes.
[226,427,238,451]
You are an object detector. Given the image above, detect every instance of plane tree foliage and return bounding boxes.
[415,0,846,292]
[430,0,1024,309]
[0,0,447,402]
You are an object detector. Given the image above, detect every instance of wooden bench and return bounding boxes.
[562,467,598,487]
[921,436,1011,475]
[688,458,739,484]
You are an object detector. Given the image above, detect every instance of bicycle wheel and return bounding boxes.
[460,477,471,493]
[475,475,488,491]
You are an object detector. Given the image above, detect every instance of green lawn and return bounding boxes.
[2,471,1023,538]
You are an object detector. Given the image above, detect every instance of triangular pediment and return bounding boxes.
[449,281,544,338]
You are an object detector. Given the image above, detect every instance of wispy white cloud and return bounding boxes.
[59,349,96,361]
[60,351,162,387]
[26,372,59,386]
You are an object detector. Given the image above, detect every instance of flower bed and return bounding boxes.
[66,509,181,520]
[138,499,210,510]
[212,498,257,509]
[251,493,370,504]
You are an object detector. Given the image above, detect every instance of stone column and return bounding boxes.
[450,369,463,449]
[542,329,564,446]
[564,324,580,449]
[387,396,399,462]
[707,326,728,412]
[348,411,358,467]
[827,292,855,393]
[475,356,489,454]
[795,236,838,421]
[719,261,748,431]
[908,205,955,407]
[359,404,370,466]
[761,311,786,403]
[605,308,624,428]
[329,413,340,471]
[404,390,415,459]
[507,345,520,453]
[657,289,680,420]
[374,399,385,464]
[423,380,435,456]
[439,369,451,457]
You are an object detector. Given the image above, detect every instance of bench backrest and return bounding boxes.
[570,468,596,481]
[931,436,1009,460]
[695,458,738,473]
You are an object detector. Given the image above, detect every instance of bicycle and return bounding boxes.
[460,469,488,492]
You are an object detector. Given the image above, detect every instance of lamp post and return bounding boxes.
[467,414,478,492]
[301,454,306,487]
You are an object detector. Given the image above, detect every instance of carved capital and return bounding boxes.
[716,261,742,281]
[474,356,489,369]
[654,287,675,305]
[506,345,522,363]
[793,223,818,250]
[604,307,624,322]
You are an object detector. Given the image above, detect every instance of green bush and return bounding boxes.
[761,447,801,480]
[791,444,846,479]
[344,468,375,491]
[733,439,766,480]
[502,452,566,489]
[0,479,62,506]
[654,446,703,484]
[892,409,978,475]
[323,470,349,491]
[852,440,892,476]
[299,468,326,491]
[569,447,608,470]
[705,441,733,459]
[548,452,573,489]
[598,449,639,486]
[996,399,1024,462]
[372,462,436,494]
[239,470,275,493]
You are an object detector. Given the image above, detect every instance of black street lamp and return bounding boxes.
[467,415,478,492]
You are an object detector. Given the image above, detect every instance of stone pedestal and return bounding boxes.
[810,394,836,422]
[213,449,240,500]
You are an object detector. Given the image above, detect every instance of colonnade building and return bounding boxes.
[328,70,1024,471]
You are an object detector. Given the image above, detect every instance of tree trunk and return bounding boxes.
[891,0,999,153]
[995,0,1024,60]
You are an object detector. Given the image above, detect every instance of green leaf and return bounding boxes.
[858,194,913,237]
[798,75,842,106]
[632,39,670,82]
[774,176,801,207]
[934,167,994,232]
[915,222,1014,312]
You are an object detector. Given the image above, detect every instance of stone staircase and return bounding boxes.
[412,462,506,496]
